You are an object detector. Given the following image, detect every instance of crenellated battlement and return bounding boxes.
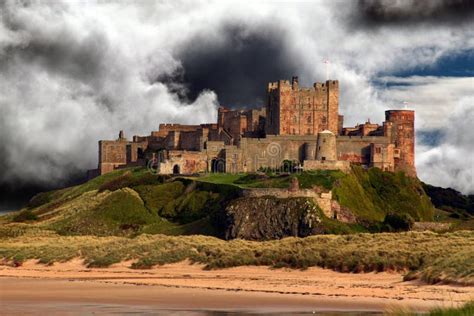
[267,78,339,92]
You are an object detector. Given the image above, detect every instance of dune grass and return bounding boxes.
[426,301,474,316]
[0,230,472,285]
[392,301,474,316]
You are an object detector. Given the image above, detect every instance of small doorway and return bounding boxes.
[173,164,180,174]
[211,158,225,173]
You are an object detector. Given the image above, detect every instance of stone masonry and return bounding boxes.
[90,76,416,178]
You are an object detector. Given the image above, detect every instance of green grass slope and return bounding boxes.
[2,165,439,238]
[196,166,435,224]
[422,183,474,231]
[50,188,155,236]
[3,168,243,237]
[333,166,434,222]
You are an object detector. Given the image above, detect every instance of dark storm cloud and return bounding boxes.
[356,0,474,25]
[164,24,298,108]
[0,18,116,105]
[15,32,109,84]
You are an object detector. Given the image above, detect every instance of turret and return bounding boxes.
[385,110,416,176]
[316,130,337,161]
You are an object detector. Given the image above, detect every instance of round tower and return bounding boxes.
[385,110,416,176]
[316,130,336,161]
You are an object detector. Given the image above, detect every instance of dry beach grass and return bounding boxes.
[1,229,473,286]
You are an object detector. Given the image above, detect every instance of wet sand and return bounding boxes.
[1,259,472,314]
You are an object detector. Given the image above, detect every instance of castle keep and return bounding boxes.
[91,77,415,177]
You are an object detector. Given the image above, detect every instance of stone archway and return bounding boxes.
[211,158,225,173]
[172,164,180,174]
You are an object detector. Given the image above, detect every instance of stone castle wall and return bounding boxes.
[336,135,390,164]
[303,160,351,172]
[92,77,416,178]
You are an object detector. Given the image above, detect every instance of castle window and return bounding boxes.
[376,147,381,154]
[293,116,297,123]
[307,116,311,123]
[322,116,327,124]
[307,128,311,135]
[292,128,296,134]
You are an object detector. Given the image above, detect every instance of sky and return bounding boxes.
[0,0,473,210]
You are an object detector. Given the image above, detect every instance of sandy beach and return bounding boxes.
[0,259,472,314]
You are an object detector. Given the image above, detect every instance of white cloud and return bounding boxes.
[377,76,474,193]
[377,76,474,130]
[416,100,474,194]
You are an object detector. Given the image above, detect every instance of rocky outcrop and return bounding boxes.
[222,197,322,240]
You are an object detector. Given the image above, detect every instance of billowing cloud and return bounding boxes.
[0,0,473,205]
[376,76,474,129]
[377,76,474,193]
[0,1,220,185]
[417,100,474,194]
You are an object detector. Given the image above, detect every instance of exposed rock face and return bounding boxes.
[222,197,322,240]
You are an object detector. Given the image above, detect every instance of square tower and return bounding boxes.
[265,76,339,135]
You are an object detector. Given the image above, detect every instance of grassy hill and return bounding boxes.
[422,183,474,230]
[198,166,435,225]
[1,167,473,285]
[0,165,444,238]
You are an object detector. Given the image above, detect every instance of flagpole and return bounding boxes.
[323,59,330,81]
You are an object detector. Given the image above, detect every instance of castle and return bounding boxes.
[90,77,415,178]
